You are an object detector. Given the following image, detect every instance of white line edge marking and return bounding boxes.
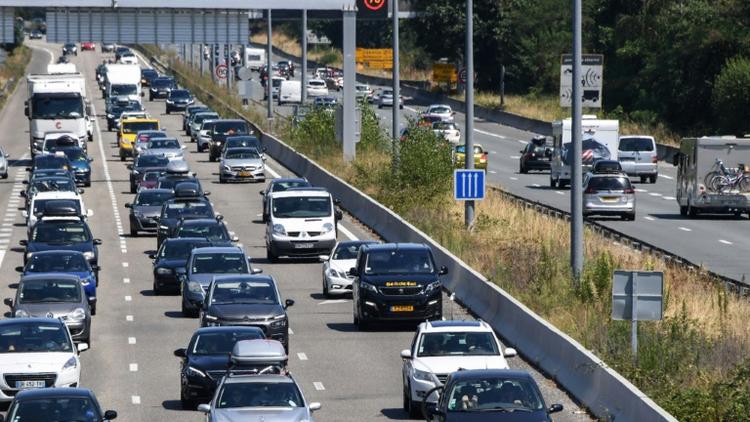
[129,363,138,372]
[297,353,308,361]
[313,382,325,391]
[338,224,358,241]
[678,227,691,232]
[474,128,505,139]
[131,396,141,405]
[719,239,733,245]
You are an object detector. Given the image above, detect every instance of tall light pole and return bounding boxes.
[301,9,308,104]
[570,0,584,278]
[266,9,273,120]
[392,0,401,171]
[464,0,475,228]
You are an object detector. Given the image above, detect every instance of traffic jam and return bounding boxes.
[0,39,568,422]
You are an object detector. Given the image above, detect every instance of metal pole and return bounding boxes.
[392,0,400,170]
[342,9,357,161]
[227,44,232,92]
[464,0,475,228]
[631,272,638,362]
[200,44,205,75]
[267,10,273,119]
[571,0,584,278]
[301,9,308,103]
[500,65,505,106]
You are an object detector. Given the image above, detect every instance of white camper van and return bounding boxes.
[245,48,267,71]
[549,115,620,188]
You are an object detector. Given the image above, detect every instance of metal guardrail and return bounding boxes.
[148,51,680,422]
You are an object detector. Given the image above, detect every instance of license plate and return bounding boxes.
[16,380,45,389]
[391,305,414,312]
[601,196,618,202]
[294,243,314,249]
[239,171,252,177]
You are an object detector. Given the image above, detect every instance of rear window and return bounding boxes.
[619,137,654,152]
[587,177,631,190]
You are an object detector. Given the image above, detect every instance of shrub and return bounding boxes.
[712,56,750,136]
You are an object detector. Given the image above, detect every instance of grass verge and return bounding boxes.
[150,45,750,421]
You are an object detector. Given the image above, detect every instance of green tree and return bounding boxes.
[712,56,750,135]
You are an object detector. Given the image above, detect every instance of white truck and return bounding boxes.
[244,48,267,71]
[104,64,142,102]
[25,72,93,156]
[674,136,750,217]
[549,115,620,188]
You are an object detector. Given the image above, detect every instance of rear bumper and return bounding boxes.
[620,162,658,176]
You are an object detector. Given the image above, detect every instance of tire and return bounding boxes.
[84,181,91,187]
[550,178,557,188]
[181,396,196,410]
[323,278,330,298]
[181,296,197,317]
[640,176,647,184]
[520,163,527,174]
[688,201,698,218]
[1,172,7,179]
[679,205,688,216]
[405,387,421,418]
[130,226,137,237]
[704,171,722,193]
[197,144,204,153]
[378,104,383,109]
[120,155,125,162]
[153,281,161,296]
[91,304,96,316]
[107,124,112,131]
[130,183,136,194]
[219,176,226,184]
[649,175,657,184]
[166,109,170,114]
[738,176,750,193]
[266,248,278,263]
[209,154,216,162]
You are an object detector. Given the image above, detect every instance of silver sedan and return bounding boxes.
[219,147,265,183]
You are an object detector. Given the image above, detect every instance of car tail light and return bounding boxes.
[623,188,635,194]
[480,153,488,163]
[651,156,658,164]
[584,187,596,194]
[698,184,706,192]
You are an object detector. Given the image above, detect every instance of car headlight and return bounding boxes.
[322,223,334,233]
[106,113,114,118]
[424,280,441,294]
[166,100,174,104]
[159,225,169,231]
[14,309,29,318]
[414,368,435,383]
[83,251,95,261]
[156,267,173,275]
[187,366,206,378]
[62,356,78,371]
[223,165,231,172]
[68,308,86,321]
[272,224,286,236]
[25,252,33,260]
[203,314,218,321]
[270,314,287,328]
[360,281,378,293]
[80,277,91,286]
[187,281,203,294]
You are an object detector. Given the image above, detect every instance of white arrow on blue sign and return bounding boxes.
[454,169,486,201]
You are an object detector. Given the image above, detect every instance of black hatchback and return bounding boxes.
[1,388,116,422]
[519,136,552,173]
[150,237,212,294]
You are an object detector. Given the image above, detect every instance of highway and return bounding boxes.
[0,40,592,421]
[239,48,750,284]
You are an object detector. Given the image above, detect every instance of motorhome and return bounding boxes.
[244,48,267,71]
[549,115,619,188]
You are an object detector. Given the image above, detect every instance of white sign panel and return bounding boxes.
[560,54,603,109]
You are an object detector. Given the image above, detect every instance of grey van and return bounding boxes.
[618,135,658,183]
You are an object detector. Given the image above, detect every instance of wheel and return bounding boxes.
[181,296,197,317]
[738,176,750,193]
[84,181,91,187]
[120,155,125,162]
[640,176,647,183]
[323,279,330,298]
[90,304,96,316]
[209,153,216,162]
[130,183,136,194]
[180,395,196,410]
[130,226,137,237]
[166,109,170,114]
[399,105,404,109]
[550,178,557,188]
[679,205,688,216]
[197,144,204,153]
[107,125,112,131]
[649,175,657,184]
[404,385,421,418]
[704,171,722,193]
[1,172,7,179]
[378,104,383,109]
[688,202,698,218]
[520,163,527,174]
[149,95,153,101]
[219,176,226,184]
[266,248,278,263]
[153,281,161,296]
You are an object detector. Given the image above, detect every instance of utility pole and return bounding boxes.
[342,8,357,161]
[301,9,308,104]
[391,0,400,171]
[266,10,273,120]
[464,0,475,228]
[571,0,584,279]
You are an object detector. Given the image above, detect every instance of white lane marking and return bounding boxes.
[129,363,138,372]
[474,128,506,139]
[126,315,134,322]
[509,177,518,181]
[122,262,129,267]
[648,192,662,197]
[124,295,132,302]
[123,278,130,284]
[509,155,520,159]
[644,216,655,221]
[313,382,325,391]
[678,227,691,232]
[288,328,294,335]
[489,170,497,174]
[719,239,733,245]
[517,140,527,144]
[404,106,419,113]
[128,337,136,345]
[532,183,540,187]
[661,174,674,180]
[265,164,281,179]
[635,188,648,193]
[663,196,676,200]
[131,396,141,405]
[338,224,358,241]
[555,191,565,195]
[490,150,497,154]
[319,299,348,305]
[297,353,308,361]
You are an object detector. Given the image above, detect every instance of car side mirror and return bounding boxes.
[3,298,12,307]
[19,240,27,246]
[259,191,265,196]
[14,266,23,273]
[78,189,85,194]
[88,296,97,306]
[103,410,117,420]
[124,203,131,208]
[197,404,211,413]
[203,191,211,196]
[77,343,89,353]
[548,404,564,413]
[400,349,412,359]
[348,267,358,276]
[140,91,145,97]
[173,348,187,358]
[335,209,343,221]
[308,402,321,412]
[284,299,295,308]
[87,209,94,217]
[251,268,263,274]
[19,191,26,198]
[439,265,448,275]
[93,239,102,245]
[504,347,517,358]
[21,210,28,218]
[148,252,156,259]
[126,164,133,170]
[88,157,93,162]
[319,255,329,262]
[181,145,186,150]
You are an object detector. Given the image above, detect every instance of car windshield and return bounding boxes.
[190,330,264,355]
[34,157,69,170]
[333,243,369,260]
[7,397,97,422]
[455,145,483,154]
[136,155,169,168]
[0,322,73,353]
[152,79,174,88]
[271,181,311,192]
[27,253,89,273]
[446,377,544,412]
[418,332,499,357]
[31,96,83,120]
[159,240,211,259]
[135,191,173,206]
[225,150,260,160]
[178,223,228,241]
[364,249,435,275]
[33,199,81,216]
[19,278,82,304]
[31,179,76,193]
[619,137,654,152]
[142,69,157,78]
[213,122,249,135]
[163,202,212,219]
[32,222,90,243]
[195,113,219,123]
[143,171,163,182]
[217,382,304,408]
[430,106,451,114]
[191,253,248,274]
[434,122,458,131]
[61,149,87,162]
[210,280,277,305]
[148,139,180,149]
[123,121,159,134]
[271,196,331,218]
[111,84,138,96]
[170,90,190,99]
[226,138,261,149]
[309,80,325,87]
[587,177,631,191]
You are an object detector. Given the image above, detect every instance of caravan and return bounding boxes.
[549,115,619,188]
[244,48,267,71]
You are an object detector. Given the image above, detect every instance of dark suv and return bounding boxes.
[351,243,446,330]
[519,136,552,173]
[208,120,252,162]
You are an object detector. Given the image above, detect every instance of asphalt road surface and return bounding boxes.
[0,41,593,421]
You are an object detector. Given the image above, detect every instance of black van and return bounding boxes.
[351,243,446,330]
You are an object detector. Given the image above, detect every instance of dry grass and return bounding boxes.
[0,46,31,109]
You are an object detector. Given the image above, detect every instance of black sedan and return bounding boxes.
[149,77,177,100]
[125,188,174,236]
[62,43,77,56]
[519,136,552,173]
[150,237,212,294]
[173,326,265,409]
[173,218,237,243]
[22,218,101,266]
[141,68,159,86]
[166,89,195,114]
[128,154,169,193]
[1,388,116,422]
[157,197,216,248]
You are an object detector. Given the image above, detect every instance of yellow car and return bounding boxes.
[454,144,488,170]
[119,118,160,161]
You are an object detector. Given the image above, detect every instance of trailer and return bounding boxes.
[549,115,619,188]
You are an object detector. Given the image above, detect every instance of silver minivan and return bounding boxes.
[618,135,658,183]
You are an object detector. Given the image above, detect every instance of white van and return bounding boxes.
[24,191,91,234]
[245,48,267,71]
[278,80,302,105]
[265,188,342,262]
[618,135,658,183]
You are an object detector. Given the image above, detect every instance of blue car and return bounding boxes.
[51,147,93,187]
[15,250,99,314]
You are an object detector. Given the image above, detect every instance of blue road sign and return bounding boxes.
[454,169,485,201]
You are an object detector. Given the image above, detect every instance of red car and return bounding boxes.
[81,42,96,51]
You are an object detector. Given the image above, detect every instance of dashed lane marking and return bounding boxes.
[128,337,136,345]
[319,299,348,305]
[129,363,138,372]
[719,239,733,245]
[313,382,325,391]
[661,175,674,180]
[474,128,506,139]
[126,315,134,322]
[131,396,141,405]
[644,216,656,221]
[678,227,691,232]
[297,353,308,361]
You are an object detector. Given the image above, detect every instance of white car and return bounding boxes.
[432,121,461,144]
[423,104,455,122]
[306,79,329,97]
[355,84,372,101]
[24,191,90,234]
[321,240,378,297]
[400,320,517,417]
[119,52,138,65]
[0,318,87,402]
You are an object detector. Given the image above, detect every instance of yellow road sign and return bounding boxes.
[433,63,457,83]
[356,48,393,62]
